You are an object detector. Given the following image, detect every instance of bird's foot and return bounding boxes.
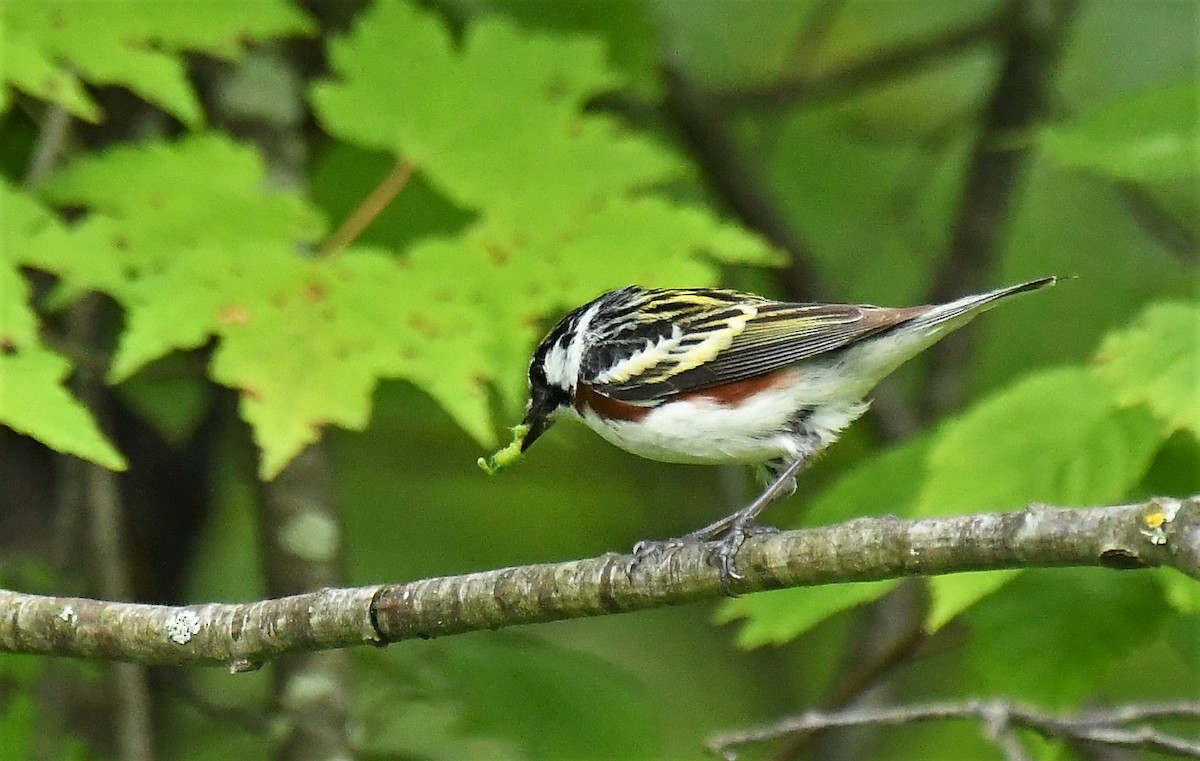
[706,521,779,595]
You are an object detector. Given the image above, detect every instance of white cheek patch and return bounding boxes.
[542,340,571,388]
[542,301,601,390]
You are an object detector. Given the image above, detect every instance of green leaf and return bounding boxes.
[919,367,1164,629]
[311,0,681,234]
[926,570,1020,634]
[919,368,1163,514]
[110,242,415,479]
[361,699,524,761]
[2,0,313,123]
[0,343,127,471]
[38,133,325,291]
[1040,82,1200,182]
[964,569,1169,708]
[0,183,126,470]
[489,0,664,98]
[0,692,33,760]
[0,255,39,351]
[1095,300,1200,437]
[1157,568,1200,615]
[2,177,126,307]
[2,25,101,121]
[718,434,932,647]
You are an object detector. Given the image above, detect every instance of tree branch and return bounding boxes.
[1,497,1195,667]
[708,700,1200,760]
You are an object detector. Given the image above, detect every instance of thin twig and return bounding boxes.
[319,158,415,256]
[710,700,1200,759]
[25,103,72,185]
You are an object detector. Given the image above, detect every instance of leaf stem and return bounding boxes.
[319,158,416,256]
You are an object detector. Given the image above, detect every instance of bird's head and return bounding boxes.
[477,292,615,475]
[519,321,578,453]
[476,308,584,474]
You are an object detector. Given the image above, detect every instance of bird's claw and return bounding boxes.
[707,522,779,595]
[625,536,692,576]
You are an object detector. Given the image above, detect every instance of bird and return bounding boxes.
[479,277,1057,587]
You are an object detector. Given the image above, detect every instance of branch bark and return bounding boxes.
[1,496,1196,667]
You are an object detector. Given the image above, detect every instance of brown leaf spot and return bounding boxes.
[409,316,438,337]
[217,304,251,326]
[242,386,263,402]
[0,336,15,355]
[544,75,568,101]
[303,281,327,303]
[485,243,509,264]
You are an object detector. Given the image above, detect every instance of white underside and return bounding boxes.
[565,366,871,465]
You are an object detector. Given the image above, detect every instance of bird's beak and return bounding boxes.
[519,405,554,452]
[519,385,566,453]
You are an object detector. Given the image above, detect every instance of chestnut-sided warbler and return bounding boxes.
[481,277,1056,585]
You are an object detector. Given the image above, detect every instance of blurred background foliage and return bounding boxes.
[0,0,1197,759]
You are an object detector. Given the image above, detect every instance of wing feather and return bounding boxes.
[581,288,920,402]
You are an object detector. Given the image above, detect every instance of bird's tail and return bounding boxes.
[913,276,1057,333]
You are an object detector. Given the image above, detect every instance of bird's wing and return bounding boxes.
[580,288,921,402]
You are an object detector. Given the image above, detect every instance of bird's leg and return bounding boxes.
[627,455,812,584]
[707,455,811,591]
